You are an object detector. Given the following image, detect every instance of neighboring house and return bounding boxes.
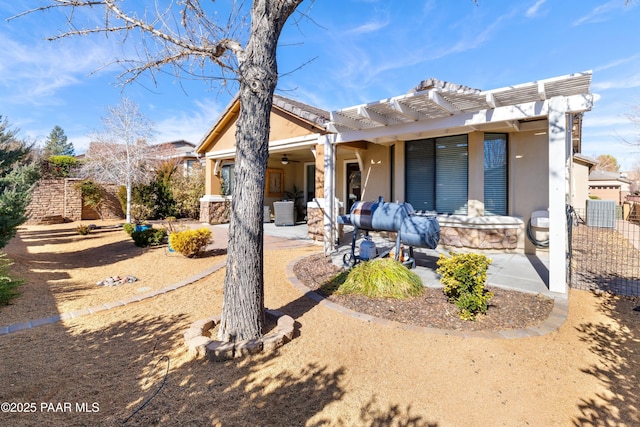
[588,170,632,204]
[196,71,595,295]
[154,140,203,175]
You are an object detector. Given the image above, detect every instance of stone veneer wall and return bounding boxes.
[439,226,519,250]
[26,179,124,225]
[307,201,344,243]
[328,216,523,252]
[199,199,231,224]
[307,206,323,242]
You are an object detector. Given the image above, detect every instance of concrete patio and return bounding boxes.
[211,221,558,300]
[332,230,556,298]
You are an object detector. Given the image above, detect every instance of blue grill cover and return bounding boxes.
[400,215,440,249]
[350,199,414,232]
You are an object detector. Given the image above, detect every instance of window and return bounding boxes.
[390,144,395,202]
[484,133,507,215]
[186,160,196,175]
[305,164,316,203]
[405,135,468,214]
[220,164,234,195]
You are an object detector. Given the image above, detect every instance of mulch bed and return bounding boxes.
[293,253,555,332]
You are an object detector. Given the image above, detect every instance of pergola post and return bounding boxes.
[548,97,569,294]
[322,135,336,255]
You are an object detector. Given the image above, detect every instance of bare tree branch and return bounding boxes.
[11,0,249,88]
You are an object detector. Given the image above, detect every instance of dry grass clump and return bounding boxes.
[325,258,424,299]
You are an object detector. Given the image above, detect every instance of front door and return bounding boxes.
[346,162,361,213]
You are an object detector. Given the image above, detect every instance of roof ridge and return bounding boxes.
[409,77,481,94]
[272,94,330,126]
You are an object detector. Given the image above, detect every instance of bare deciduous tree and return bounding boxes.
[15,0,305,341]
[81,97,156,223]
[595,154,621,172]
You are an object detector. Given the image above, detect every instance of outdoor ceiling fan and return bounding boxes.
[280,154,299,165]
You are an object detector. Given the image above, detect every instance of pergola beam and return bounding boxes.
[356,105,395,126]
[538,82,547,100]
[428,90,459,115]
[486,92,499,109]
[329,111,370,131]
[390,99,427,121]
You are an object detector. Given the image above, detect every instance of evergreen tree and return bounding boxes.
[43,125,74,157]
[0,116,39,248]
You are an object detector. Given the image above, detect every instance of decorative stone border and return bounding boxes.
[184,309,295,361]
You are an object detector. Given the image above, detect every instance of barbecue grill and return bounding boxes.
[338,197,440,268]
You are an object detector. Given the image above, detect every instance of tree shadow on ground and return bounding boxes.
[16,225,123,246]
[1,312,346,426]
[572,293,640,426]
[1,308,440,426]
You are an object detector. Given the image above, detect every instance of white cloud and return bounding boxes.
[572,1,625,26]
[592,74,640,91]
[153,98,224,146]
[593,54,640,72]
[0,30,117,106]
[346,18,389,35]
[526,0,548,18]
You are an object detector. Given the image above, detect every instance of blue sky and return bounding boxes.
[1,1,639,169]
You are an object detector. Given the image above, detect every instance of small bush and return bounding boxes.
[169,228,212,258]
[131,228,167,248]
[76,224,91,235]
[328,257,424,299]
[76,180,106,220]
[0,253,23,306]
[436,252,494,320]
[123,223,135,235]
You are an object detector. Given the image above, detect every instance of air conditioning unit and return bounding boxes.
[586,199,615,228]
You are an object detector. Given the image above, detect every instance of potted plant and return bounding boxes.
[284,185,305,222]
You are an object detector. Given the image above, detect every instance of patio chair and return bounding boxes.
[274,201,295,226]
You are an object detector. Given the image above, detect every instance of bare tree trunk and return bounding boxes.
[218,0,301,342]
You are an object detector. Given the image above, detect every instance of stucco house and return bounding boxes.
[154,140,202,175]
[196,71,595,295]
[588,170,632,204]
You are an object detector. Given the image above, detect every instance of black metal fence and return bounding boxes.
[569,204,640,296]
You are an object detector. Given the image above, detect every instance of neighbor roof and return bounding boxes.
[589,170,632,183]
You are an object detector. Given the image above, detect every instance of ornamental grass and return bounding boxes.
[328,257,424,299]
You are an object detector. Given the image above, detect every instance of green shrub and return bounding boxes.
[76,180,106,220]
[45,155,78,178]
[76,224,91,235]
[0,253,23,306]
[169,228,212,258]
[123,223,135,235]
[171,164,205,219]
[436,252,494,320]
[131,228,167,247]
[328,257,424,299]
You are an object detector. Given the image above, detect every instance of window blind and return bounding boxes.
[435,135,468,215]
[484,133,507,215]
[405,135,468,214]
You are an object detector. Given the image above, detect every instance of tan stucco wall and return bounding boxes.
[208,108,320,155]
[358,143,390,203]
[202,107,322,206]
[510,131,549,254]
[589,186,623,204]
[467,132,484,217]
[510,131,549,219]
[571,161,591,211]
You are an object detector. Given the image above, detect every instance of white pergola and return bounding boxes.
[321,71,595,294]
